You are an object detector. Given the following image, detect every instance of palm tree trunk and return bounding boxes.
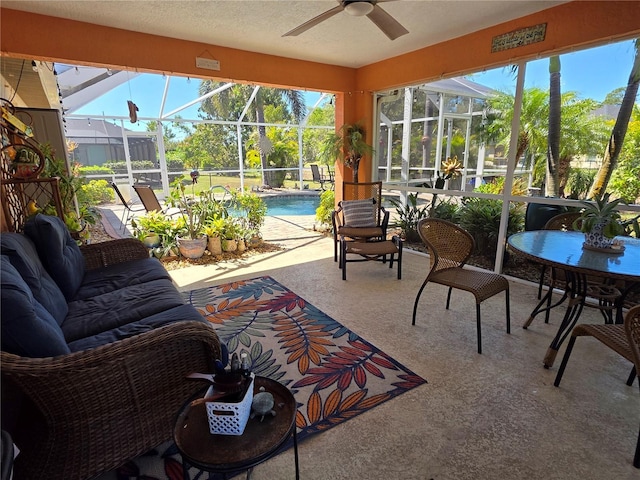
[546,56,561,197]
[588,39,640,199]
[255,94,273,187]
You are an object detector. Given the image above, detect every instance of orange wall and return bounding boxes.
[1,2,639,187]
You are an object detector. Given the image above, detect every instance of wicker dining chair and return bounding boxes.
[536,211,583,299]
[331,181,389,264]
[411,218,510,354]
[554,304,640,469]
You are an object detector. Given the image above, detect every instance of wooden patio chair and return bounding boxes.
[331,181,389,265]
[411,218,511,354]
[110,182,145,232]
[554,304,640,469]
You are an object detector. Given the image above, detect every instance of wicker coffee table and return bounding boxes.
[173,376,299,479]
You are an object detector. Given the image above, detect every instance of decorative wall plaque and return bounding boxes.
[491,23,547,53]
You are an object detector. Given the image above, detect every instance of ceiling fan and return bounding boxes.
[283,0,409,41]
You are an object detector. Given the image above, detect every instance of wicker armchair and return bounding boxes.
[332,181,389,264]
[411,218,511,354]
[1,237,222,479]
[2,321,221,480]
[554,304,640,469]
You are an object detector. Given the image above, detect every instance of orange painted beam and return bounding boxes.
[0,8,356,94]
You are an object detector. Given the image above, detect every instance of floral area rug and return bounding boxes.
[107,275,427,479]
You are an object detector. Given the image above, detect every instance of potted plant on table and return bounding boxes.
[168,177,207,259]
[319,122,373,183]
[573,193,625,250]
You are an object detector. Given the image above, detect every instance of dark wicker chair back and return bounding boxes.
[543,211,582,231]
[412,218,510,354]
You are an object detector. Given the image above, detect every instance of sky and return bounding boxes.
[72,39,636,122]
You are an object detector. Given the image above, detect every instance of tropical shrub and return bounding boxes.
[315,189,335,227]
[458,198,525,255]
[78,165,114,175]
[429,196,460,223]
[79,179,114,205]
[566,168,596,199]
[389,192,429,242]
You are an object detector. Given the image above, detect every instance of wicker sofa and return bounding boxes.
[1,214,221,480]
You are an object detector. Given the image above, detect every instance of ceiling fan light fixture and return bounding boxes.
[344,1,374,17]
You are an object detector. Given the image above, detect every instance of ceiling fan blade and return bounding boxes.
[283,5,344,37]
[367,4,408,40]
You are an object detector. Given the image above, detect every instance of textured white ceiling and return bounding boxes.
[3,1,566,68]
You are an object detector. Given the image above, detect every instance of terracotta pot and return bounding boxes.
[177,235,207,259]
[207,235,222,255]
[142,233,161,248]
[222,238,237,252]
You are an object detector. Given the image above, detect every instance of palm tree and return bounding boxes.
[198,82,305,187]
[588,38,640,199]
[547,56,561,196]
[485,87,607,193]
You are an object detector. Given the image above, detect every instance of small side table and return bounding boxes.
[173,376,299,479]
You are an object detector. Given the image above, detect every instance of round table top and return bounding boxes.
[173,376,297,473]
[507,230,640,282]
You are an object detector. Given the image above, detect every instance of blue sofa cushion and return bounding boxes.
[73,257,172,301]
[24,214,86,301]
[67,304,207,352]
[62,278,188,342]
[1,256,71,357]
[0,232,68,325]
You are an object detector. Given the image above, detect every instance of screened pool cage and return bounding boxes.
[64,82,335,198]
[65,75,525,199]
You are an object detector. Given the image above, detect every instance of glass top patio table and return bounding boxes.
[508,230,640,368]
[508,231,640,282]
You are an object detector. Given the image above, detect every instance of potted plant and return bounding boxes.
[221,217,241,252]
[203,218,225,255]
[231,190,266,246]
[168,176,207,258]
[573,193,625,250]
[320,122,373,183]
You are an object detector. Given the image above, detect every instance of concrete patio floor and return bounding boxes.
[100,203,639,480]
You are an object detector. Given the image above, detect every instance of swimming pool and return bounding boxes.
[263,195,320,216]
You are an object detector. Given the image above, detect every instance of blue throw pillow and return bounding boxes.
[1,256,70,357]
[1,232,69,325]
[25,214,86,301]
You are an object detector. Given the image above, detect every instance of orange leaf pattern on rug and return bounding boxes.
[113,276,427,479]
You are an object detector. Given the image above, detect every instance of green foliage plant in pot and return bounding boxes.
[168,176,207,259]
[203,218,225,255]
[320,122,373,183]
[231,189,266,245]
[573,193,626,250]
[221,217,241,252]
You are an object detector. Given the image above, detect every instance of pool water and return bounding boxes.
[263,195,320,216]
